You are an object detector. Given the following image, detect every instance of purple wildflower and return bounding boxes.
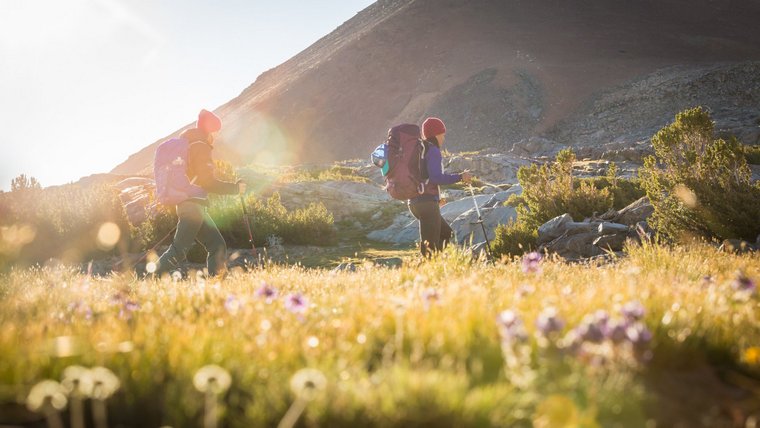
[284,293,309,314]
[497,310,528,343]
[625,323,653,346]
[521,252,542,273]
[422,288,440,310]
[118,300,139,320]
[559,330,583,355]
[68,301,93,321]
[497,310,520,329]
[536,307,565,336]
[605,319,628,344]
[576,314,605,343]
[593,310,610,327]
[255,282,278,303]
[627,323,654,363]
[224,294,241,314]
[731,272,757,294]
[621,301,645,322]
[110,292,125,305]
[124,300,140,312]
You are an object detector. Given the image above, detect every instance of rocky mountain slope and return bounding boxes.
[112,0,760,176]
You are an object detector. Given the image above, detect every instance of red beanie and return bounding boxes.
[197,109,222,134]
[422,117,446,140]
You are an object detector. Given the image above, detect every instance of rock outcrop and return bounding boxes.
[368,186,522,246]
[536,197,655,260]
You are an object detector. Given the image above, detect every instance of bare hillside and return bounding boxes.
[112,0,760,175]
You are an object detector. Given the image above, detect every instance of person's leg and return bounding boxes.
[410,201,441,258]
[195,208,227,276]
[437,214,453,251]
[156,202,204,275]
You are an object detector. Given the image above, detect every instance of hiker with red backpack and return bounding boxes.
[374,117,471,258]
[154,109,246,277]
[411,117,472,257]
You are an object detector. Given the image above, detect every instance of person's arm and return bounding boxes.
[425,146,461,185]
[188,142,240,194]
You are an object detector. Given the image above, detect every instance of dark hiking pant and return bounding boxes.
[409,200,452,258]
[156,201,227,277]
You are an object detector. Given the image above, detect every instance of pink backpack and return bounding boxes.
[383,124,428,200]
[153,138,206,206]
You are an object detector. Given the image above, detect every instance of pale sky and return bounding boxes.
[0,0,374,191]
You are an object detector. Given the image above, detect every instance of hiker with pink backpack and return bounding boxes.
[374,117,472,257]
[153,109,246,277]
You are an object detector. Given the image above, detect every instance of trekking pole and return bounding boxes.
[468,184,493,262]
[239,195,259,260]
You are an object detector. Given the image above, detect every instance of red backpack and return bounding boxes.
[383,124,428,200]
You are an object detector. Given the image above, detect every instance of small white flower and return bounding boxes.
[193,365,231,394]
[90,367,120,400]
[61,365,94,398]
[290,368,326,401]
[27,380,68,412]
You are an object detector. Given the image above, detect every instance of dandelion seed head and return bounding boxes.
[193,365,231,394]
[290,368,326,401]
[26,380,67,412]
[89,367,120,400]
[61,365,94,397]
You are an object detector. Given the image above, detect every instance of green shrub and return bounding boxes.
[214,159,238,182]
[441,175,486,191]
[581,176,646,210]
[510,149,615,229]
[133,205,177,250]
[278,165,369,183]
[1,182,337,269]
[639,107,760,242]
[280,202,337,245]
[210,192,336,248]
[490,219,538,259]
[0,182,132,268]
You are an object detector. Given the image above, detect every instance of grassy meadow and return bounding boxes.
[1,244,759,427]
